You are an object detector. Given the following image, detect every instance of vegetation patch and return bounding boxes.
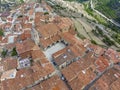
[44,12,49,15]
[0,30,4,36]
[94,0,120,23]
[1,50,8,58]
[84,3,108,26]
[11,47,18,56]
[102,35,115,46]
[20,0,24,3]
[91,39,98,45]
[77,33,86,40]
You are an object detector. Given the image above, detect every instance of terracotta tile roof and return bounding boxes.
[31,50,45,61]
[35,12,44,18]
[78,68,96,83]
[32,71,44,82]
[19,30,31,41]
[87,44,105,56]
[36,23,59,39]
[69,27,76,35]
[62,65,76,82]
[90,68,120,90]
[51,34,61,43]
[39,34,61,49]
[53,47,68,58]
[61,60,96,90]
[1,57,17,71]
[31,62,54,81]
[14,69,34,89]
[13,23,22,32]
[114,65,120,71]
[71,68,96,90]
[0,68,33,90]
[69,61,83,74]
[16,16,29,24]
[34,12,44,25]
[79,52,95,69]
[40,58,49,65]
[69,77,82,90]
[105,48,120,64]
[40,38,53,48]
[110,78,120,90]
[39,75,69,90]
[95,56,109,72]
[43,63,55,75]
[22,23,32,29]
[53,47,76,66]
[70,43,86,57]
[1,79,16,90]
[40,80,50,90]
[101,68,120,86]
[35,14,50,26]
[90,78,109,90]
[32,45,40,50]
[62,32,76,45]
[16,39,35,55]
[55,17,73,31]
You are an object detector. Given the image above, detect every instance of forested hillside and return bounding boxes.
[94,0,120,23]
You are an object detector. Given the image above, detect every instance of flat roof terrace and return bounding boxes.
[43,42,66,61]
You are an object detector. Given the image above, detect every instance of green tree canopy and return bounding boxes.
[11,47,18,56]
[0,30,4,36]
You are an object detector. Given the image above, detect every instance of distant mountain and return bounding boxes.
[94,0,120,23]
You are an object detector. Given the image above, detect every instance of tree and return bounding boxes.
[1,50,8,58]
[20,0,24,3]
[0,30,4,36]
[11,47,17,56]
[81,14,84,17]
[44,12,49,15]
